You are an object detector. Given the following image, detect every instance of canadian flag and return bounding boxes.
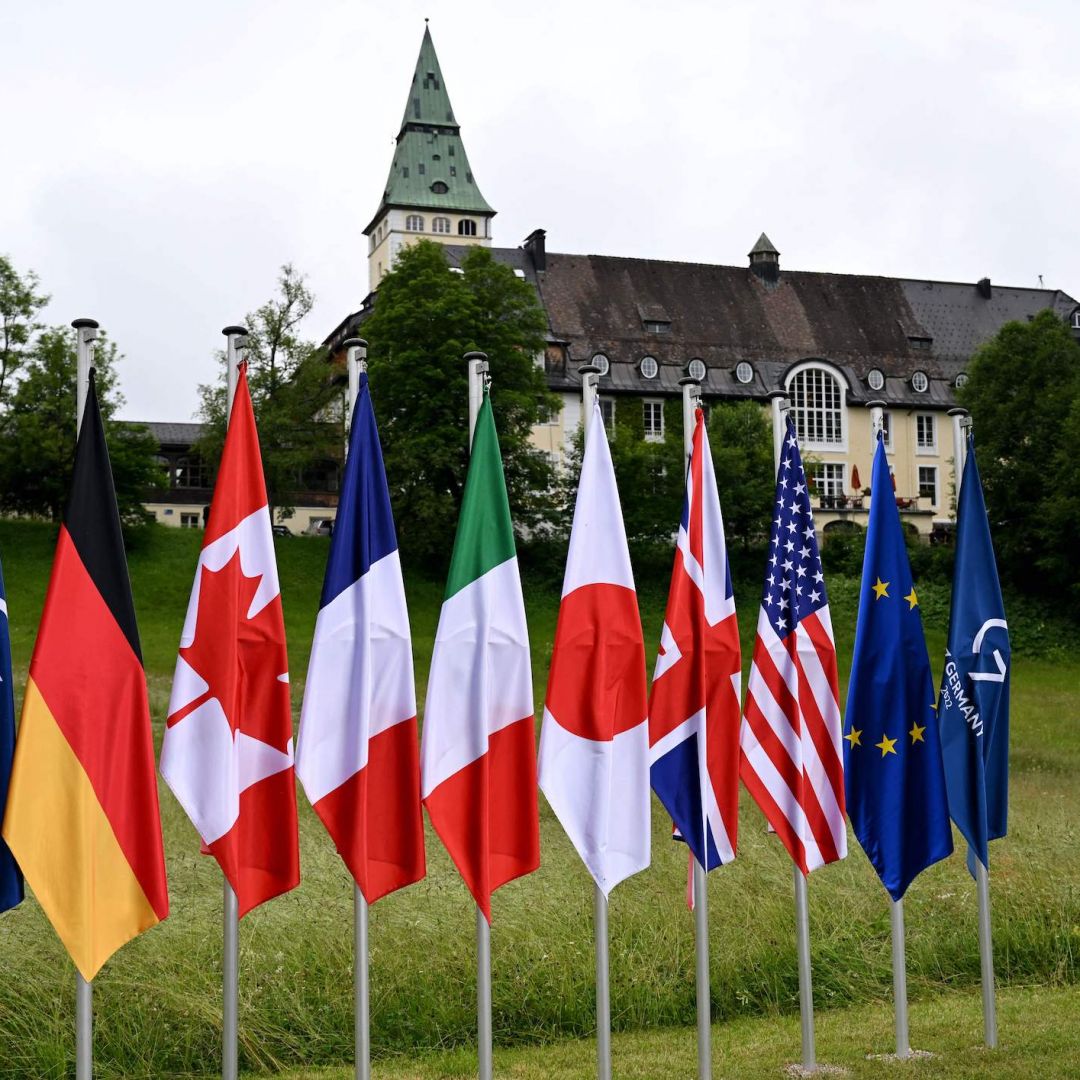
[159,366,299,915]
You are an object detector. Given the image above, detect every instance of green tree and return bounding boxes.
[0,327,160,525]
[197,264,342,520]
[707,400,775,549]
[0,255,48,407]
[362,241,557,564]
[959,309,1080,612]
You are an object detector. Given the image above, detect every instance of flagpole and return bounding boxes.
[679,375,712,1080]
[769,391,818,1073]
[890,899,911,1057]
[951,411,997,1049]
[342,336,373,1080]
[221,324,248,1080]
[465,350,493,1080]
[71,316,99,1080]
[576,363,613,1080]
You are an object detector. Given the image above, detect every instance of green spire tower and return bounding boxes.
[365,25,495,292]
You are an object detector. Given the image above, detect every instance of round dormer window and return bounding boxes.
[640,356,658,379]
[954,372,969,389]
[592,352,610,376]
[430,181,449,194]
[868,368,885,391]
[735,361,754,384]
[911,370,929,393]
[688,358,706,381]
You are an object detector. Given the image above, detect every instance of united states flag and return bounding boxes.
[738,417,847,874]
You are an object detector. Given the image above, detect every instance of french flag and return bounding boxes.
[296,372,425,903]
[648,409,742,876]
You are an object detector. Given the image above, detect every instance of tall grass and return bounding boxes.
[0,520,1076,1077]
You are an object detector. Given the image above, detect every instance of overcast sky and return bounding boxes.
[2,0,1076,421]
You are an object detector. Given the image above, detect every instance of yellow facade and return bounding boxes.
[368,209,492,292]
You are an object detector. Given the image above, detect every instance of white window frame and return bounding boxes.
[915,413,937,454]
[688,358,706,381]
[867,368,885,391]
[458,218,477,236]
[812,462,846,500]
[918,465,938,505]
[405,214,424,232]
[786,361,848,452]
[643,399,664,441]
[432,216,451,234]
[1072,310,1080,330]
[640,355,659,379]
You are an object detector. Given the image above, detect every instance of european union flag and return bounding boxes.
[0,556,23,912]
[844,435,952,900]
[938,437,1009,875]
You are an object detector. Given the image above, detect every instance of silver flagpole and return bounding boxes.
[951,412,997,1048]
[679,376,711,1080]
[221,324,248,1080]
[771,392,817,1073]
[343,337,372,1080]
[465,351,493,1080]
[577,365,612,1080]
[72,317,99,1080]
[890,899,911,1057]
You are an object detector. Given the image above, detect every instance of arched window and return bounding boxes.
[787,363,846,447]
[405,214,424,232]
[458,218,477,236]
[432,216,451,234]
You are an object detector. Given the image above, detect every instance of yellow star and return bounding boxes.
[904,587,918,609]
[876,733,898,757]
[909,722,926,744]
[872,577,890,600]
[844,728,862,748]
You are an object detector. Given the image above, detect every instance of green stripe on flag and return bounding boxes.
[442,395,518,604]
[445,392,517,599]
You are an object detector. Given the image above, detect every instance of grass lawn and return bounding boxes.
[0,520,1077,1078]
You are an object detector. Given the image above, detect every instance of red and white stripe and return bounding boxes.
[739,604,846,874]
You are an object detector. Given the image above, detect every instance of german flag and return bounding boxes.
[1,371,168,980]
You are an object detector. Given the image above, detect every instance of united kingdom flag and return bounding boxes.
[648,408,742,874]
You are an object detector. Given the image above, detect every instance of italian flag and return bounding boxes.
[420,390,539,920]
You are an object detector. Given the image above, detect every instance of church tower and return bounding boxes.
[365,26,495,293]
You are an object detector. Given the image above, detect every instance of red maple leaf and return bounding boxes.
[175,548,291,747]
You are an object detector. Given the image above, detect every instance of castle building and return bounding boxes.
[326,26,1080,539]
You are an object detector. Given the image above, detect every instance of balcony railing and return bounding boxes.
[814,494,930,513]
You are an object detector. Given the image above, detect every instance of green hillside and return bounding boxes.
[0,520,1077,1078]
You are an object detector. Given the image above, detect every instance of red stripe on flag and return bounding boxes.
[738,749,809,875]
[312,719,425,904]
[423,715,540,921]
[31,527,168,920]
[209,768,300,918]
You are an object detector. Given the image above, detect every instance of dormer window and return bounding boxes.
[911,370,929,393]
[431,181,449,194]
[1072,310,1080,330]
[908,335,932,351]
[954,372,969,389]
[687,358,706,381]
[867,368,885,391]
[640,356,659,379]
[643,320,671,334]
[592,352,610,376]
[735,361,754,385]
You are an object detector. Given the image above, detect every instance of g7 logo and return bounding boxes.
[970,618,1008,684]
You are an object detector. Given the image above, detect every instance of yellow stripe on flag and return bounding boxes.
[1,677,160,980]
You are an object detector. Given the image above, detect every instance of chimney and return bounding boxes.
[976,277,992,299]
[524,228,547,273]
[749,232,780,285]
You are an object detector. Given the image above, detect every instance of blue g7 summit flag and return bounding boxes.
[844,436,952,900]
[938,437,1009,874]
[0,557,24,912]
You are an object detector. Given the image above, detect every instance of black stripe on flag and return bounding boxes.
[63,370,143,663]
